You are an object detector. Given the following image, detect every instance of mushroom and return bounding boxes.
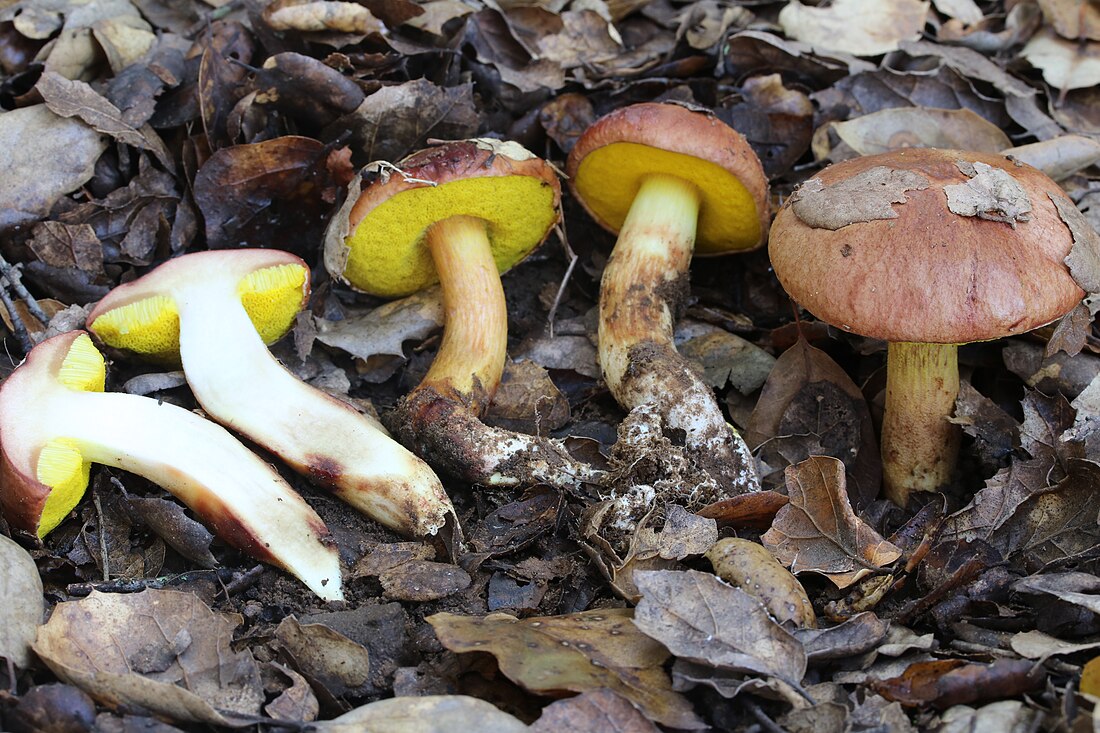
[0,331,343,600]
[324,139,605,489]
[85,249,454,538]
[566,102,770,493]
[768,148,1087,506]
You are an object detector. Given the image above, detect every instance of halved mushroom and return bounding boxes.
[567,102,770,495]
[325,139,605,489]
[86,249,454,538]
[0,331,343,600]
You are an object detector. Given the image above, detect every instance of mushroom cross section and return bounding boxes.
[768,148,1086,506]
[85,249,455,539]
[325,139,605,489]
[566,102,770,494]
[0,331,343,600]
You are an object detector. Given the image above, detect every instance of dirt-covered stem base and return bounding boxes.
[599,173,758,493]
[882,341,960,505]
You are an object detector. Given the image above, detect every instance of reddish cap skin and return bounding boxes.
[769,148,1084,344]
[348,140,561,231]
[565,102,771,252]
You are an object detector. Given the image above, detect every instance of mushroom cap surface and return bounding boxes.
[0,331,103,536]
[768,148,1084,344]
[566,102,770,254]
[86,249,308,363]
[334,139,562,298]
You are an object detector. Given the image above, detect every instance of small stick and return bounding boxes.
[0,281,33,355]
[546,222,579,338]
[91,485,110,581]
[0,256,49,325]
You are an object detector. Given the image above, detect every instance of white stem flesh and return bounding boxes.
[174,280,454,538]
[48,389,343,600]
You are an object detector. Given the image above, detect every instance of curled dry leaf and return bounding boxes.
[870,658,1044,709]
[938,701,1041,733]
[779,0,930,57]
[265,1,385,34]
[264,661,319,723]
[379,560,471,602]
[762,456,902,589]
[427,608,704,729]
[818,108,1012,161]
[33,590,263,727]
[1004,135,1100,182]
[1021,28,1100,91]
[0,534,44,668]
[310,695,528,733]
[275,615,373,701]
[483,359,571,434]
[632,569,807,686]
[705,537,817,628]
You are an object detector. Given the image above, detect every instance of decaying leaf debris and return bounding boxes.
[1,0,1100,730]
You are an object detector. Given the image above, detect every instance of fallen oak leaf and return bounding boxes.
[0,534,44,668]
[308,695,527,732]
[427,608,704,729]
[762,456,902,588]
[632,569,807,687]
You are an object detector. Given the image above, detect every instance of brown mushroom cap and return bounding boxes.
[769,148,1084,344]
[333,139,562,298]
[566,102,771,254]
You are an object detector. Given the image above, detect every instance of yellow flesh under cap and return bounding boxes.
[91,264,307,362]
[342,175,557,298]
[573,142,761,253]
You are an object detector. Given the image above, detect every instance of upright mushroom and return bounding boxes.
[325,139,604,489]
[768,148,1090,506]
[566,102,770,494]
[85,249,454,538]
[0,331,342,600]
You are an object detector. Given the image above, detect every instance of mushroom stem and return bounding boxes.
[599,173,758,492]
[421,215,508,412]
[881,341,960,505]
[173,271,454,538]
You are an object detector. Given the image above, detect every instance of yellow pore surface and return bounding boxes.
[573,142,761,253]
[342,176,557,297]
[36,333,105,537]
[92,264,307,362]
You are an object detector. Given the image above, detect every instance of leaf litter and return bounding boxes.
[2,0,1100,730]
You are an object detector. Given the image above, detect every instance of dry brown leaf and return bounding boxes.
[266,1,385,33]
[379,561,471,602]
[871,659,1043,709]
[676,320,776,394]
[762,457,902,588]
[428,608,704,729]
[484,359,571,434]
[403,1,473,35]
[312,695,528,732]
[821,108,1011,160]
[706,537,816,628]
[779,0,930,57]
[1003,135,1100,181]
[1037,0,1100,41]
[1021,27,1100,91]
[264,661,319,722]
[0,534,43,668]
[939,701,1041,732]
[746,338,880,508]
[531,688,660,732]
[0,105,107,230]
[275,616,373,700]
[794,612,889,662]
[632,569,807,685]
[33,590,262,727]
[696,490,789,531]
[931,0,982,25]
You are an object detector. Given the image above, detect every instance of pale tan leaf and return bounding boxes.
[779,0,930,56]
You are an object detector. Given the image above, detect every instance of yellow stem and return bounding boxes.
[881,341,960,506]
[420,215,507,415]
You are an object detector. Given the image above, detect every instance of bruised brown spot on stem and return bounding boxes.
[305,454,345,490]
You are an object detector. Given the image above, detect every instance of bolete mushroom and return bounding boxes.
[325,139,604,489]
[0,331,343,600]
[566,102,770,493]
[85,249,454,538]
[768,148,1089,506]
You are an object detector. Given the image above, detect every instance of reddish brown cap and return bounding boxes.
[327,139,562,298]
[769,148,1084,344]
[566,102,770,254]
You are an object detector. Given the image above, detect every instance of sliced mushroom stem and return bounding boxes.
[173,273,454,538]
[599,173,758,491]
[421,215,508,412]
[4,333,342,601]
[881,341,960,505]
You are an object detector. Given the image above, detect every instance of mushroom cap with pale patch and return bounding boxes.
[768,148,1086,344]
[0,331,104,537]
[566,102,771,254]
[330,139,562,298]
[86,249,309,364]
